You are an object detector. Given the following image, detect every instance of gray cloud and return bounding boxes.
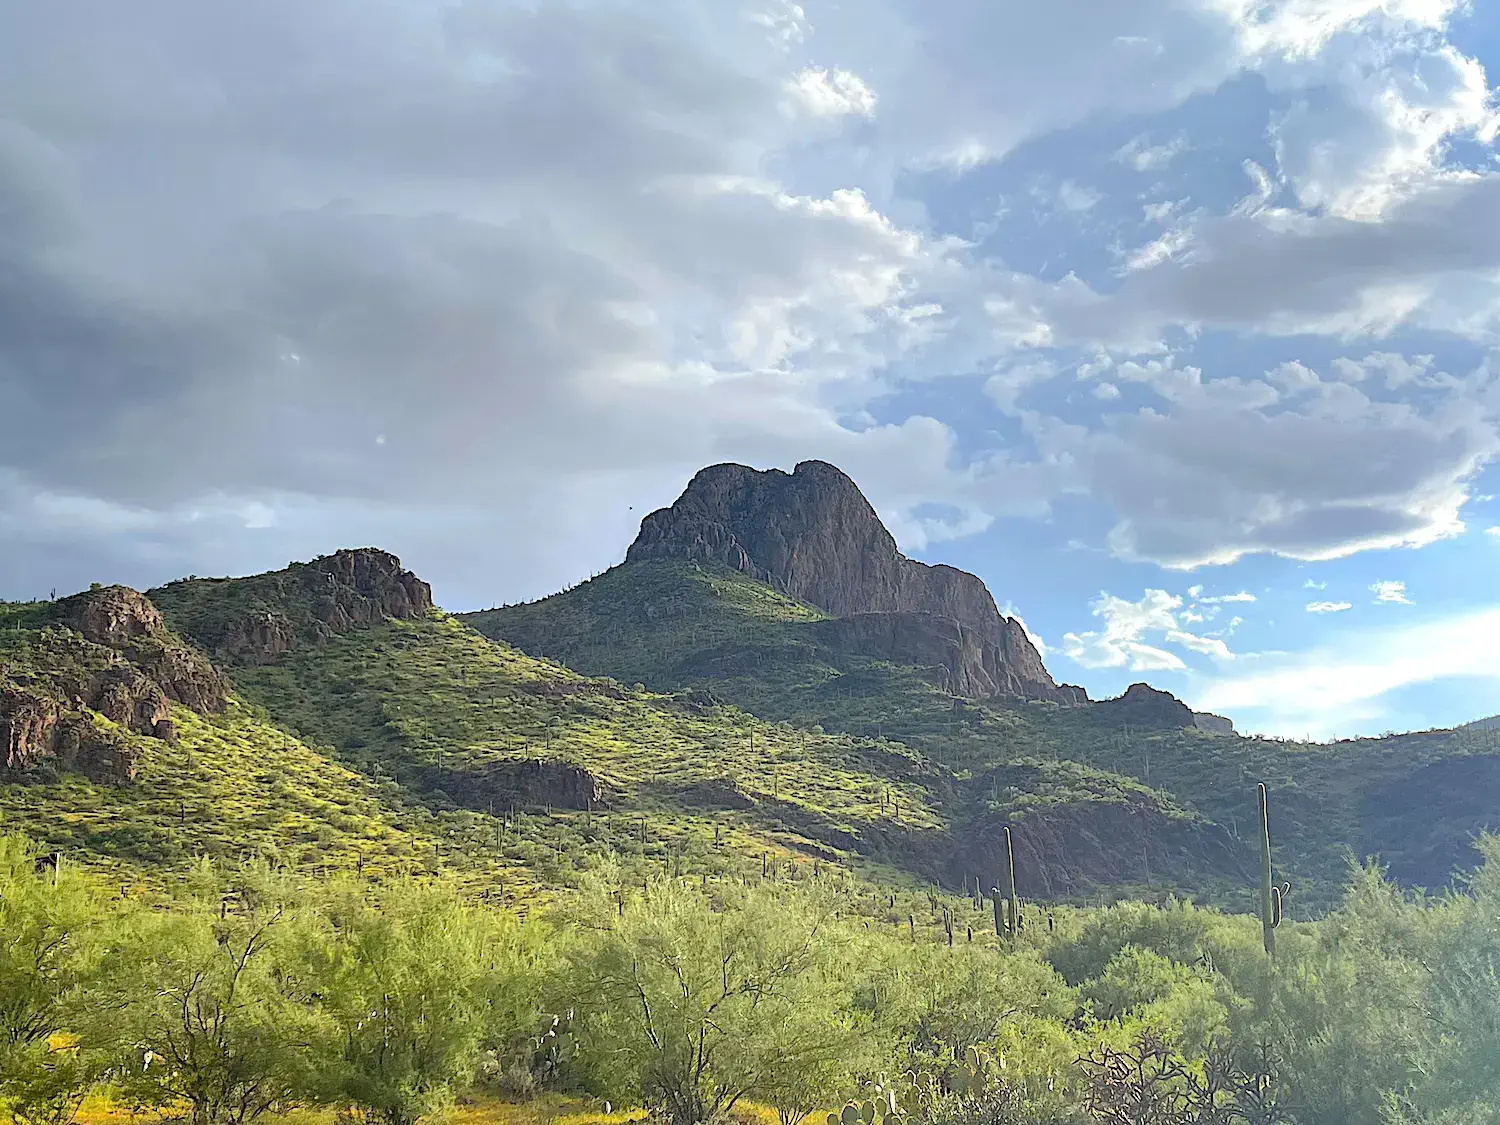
[1024,356,1497,567]
[1,0,1496,603]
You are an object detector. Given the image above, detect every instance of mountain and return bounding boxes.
[1,548,1257,905]
[8,468,1500,912]
[625,461,1085,704]
[465,460,1500,908]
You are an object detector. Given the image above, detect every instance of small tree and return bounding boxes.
[568,872,865,1125]
[0,838,111,1125]
[311,880,527,1125]
[101,861,326,1125]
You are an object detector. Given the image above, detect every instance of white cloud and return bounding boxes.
[1121,227,1195,272]
[1198,591,1256,603]
[1371,579,1413,604]
[1166,629,1235,659]
[4,0,1500,624]
[1306,600,1353,613]
[1062,588,1234,671]
[1485,526,1500,538]
[1115,133,1189,171]
[1058,180,1103,212]
[1194,602,1500,738]
[1304,577,1327,589]
[1012,350,1496,569]
[786,67,878,117]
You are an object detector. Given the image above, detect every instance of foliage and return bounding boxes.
[99,860,330,1125]
[563,872,867,1125]
[0,839,110,1125]
[0,833,1496,1123]
[306,879,547,1125]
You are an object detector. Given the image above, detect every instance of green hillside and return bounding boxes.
[463,559,1500,912]
[10,548,1498,917]
[461,560,1051,769]
[0,596,519,893]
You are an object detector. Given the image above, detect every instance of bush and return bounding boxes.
[99,861,328,1125]
[564,870,868,1125]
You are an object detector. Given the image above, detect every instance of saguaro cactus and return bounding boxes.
[1257,783,1291,957]
[1003,825,1019,938]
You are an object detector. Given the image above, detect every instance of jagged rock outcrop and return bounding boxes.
[2,682,142,784]
[54,585,230,717]
[152,548,434,666]
[1,585,233,785]
[1096,683,1236,733]
[628,461,1079,703]
[1096,683,1197,728]
[1193,711,1235,735]
[811,613,1086,704]
[56,584,167,647]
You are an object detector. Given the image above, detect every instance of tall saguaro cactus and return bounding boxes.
[993,825,1020,939]
[1257,783,1291,958]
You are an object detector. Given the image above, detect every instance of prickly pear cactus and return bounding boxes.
[948,1044,1004,1095]
[828,1084,912,1125]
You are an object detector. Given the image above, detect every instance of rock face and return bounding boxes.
[153,548,434,666]
[1096,683,1236,734]
[2,585,231,785]
[55,586,231,716]
[1,685,137,784]
[1096,683,1197,728]
[628,461,1081,703]
[1193,711,1236,735]
[433,759,605,812]
[812,613,1085,704]
[952,798,1252,898]
[56,585,166,647]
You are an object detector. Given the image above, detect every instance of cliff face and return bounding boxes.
[812,613,1085,705]
[628,461,1081,703]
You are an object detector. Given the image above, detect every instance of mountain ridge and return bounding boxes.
[626,460,1085,705]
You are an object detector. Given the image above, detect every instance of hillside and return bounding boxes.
[1,549,1253,909]
[8,462,1500,916]
[0,587,508,891]
[464,462,1500,912]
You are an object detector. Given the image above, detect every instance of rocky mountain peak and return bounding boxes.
[151,547,433,666]
[627,461,1083,704]
[1098,682,1235,734]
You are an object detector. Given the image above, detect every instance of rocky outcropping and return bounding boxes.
[1193,711,1235,735]
[812,613,1086,704]
[1095,683,1237,733]
[1096,683,1197,728]
[627,461,1078,703]
[153,548,434,666]
[1,685,138,784]
[1,585,233,785]
[430,758,605,812]
[55,586,230,715]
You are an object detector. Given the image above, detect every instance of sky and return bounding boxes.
[4,0,1500,740]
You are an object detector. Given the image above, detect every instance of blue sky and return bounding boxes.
[3,0,1500,739]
